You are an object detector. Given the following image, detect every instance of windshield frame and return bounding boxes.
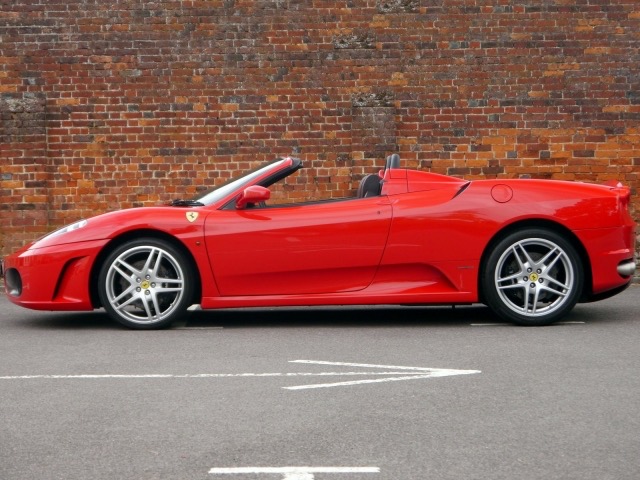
[191,158,298,207]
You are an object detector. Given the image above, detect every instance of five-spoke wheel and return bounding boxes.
[482,229,583,326]
[98,238,194,329]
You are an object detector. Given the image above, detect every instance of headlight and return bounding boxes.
[46,219,88,239]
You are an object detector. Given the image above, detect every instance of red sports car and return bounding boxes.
[2,155,636,329]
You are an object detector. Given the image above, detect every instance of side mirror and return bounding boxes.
[236,185,270,209]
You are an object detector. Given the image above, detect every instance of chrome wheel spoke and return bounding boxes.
[141,295,154,319]
[112,284,137,305]
[529,287,541,314]
[113,261,140,284]
[514,242,535,269]
[115,292,140,311]
[508,245,527,271]
[157,277,183,289]
[544,275,570,292]
[150,292,163,318]
[541,283,568,297]
[498,281,525,291]
[540,250,565,275]
[522,289,531,313]
[150,249,164,277]
[140,249,157,276]
[497,271,524,286]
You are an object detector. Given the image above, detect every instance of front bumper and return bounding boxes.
[3,239,108,311]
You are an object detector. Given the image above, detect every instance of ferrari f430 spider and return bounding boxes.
[2,155,636,328]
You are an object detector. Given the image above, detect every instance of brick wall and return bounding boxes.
[1,0,639,260]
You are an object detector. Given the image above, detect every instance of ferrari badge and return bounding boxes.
[186,212,199,223]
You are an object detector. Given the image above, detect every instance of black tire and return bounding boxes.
[481,228,583,326]
[97,238,194,329]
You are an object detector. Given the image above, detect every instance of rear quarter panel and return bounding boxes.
[381,179,632,298]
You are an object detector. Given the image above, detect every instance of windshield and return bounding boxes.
[191,158,288,206]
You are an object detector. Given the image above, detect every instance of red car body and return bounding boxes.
[2,156,636,328]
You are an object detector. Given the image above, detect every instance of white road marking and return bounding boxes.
[285,360,480,390]
[0,360,480,390]
[291,359,466,372]
[209,466,380,479]
[285,374,455,391]
[0,371,444,380]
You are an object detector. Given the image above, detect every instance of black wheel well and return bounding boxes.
[89,229,202,308]
[478,220,592,303]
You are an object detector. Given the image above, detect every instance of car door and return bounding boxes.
[205,197,392,296]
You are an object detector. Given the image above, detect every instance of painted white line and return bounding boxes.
[209,467,380,473]
[291,359,463,372]
[0,371,461,380]
[285,360,480,390]
[0,360,481,391]
[285,374,431,390]
[210,466,380,478]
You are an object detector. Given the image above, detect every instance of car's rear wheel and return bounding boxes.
[481,228,583,326]
[98,238,193,329]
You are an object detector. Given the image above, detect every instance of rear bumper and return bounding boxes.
[575,223,636,296]
[584,281,632,303]
[617,259,637,277]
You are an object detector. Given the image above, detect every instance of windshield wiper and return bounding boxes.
[169,199,205,207]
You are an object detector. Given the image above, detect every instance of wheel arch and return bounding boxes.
[89,229,202,308]
[478,219,592,303]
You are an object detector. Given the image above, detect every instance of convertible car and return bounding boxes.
[2,155,636,329]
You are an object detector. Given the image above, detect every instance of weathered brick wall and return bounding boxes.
[1,0,639,259]
[0,92,49,251]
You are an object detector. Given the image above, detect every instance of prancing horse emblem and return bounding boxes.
[186,212,199,223]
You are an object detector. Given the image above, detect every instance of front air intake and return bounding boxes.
[4,268,22,297]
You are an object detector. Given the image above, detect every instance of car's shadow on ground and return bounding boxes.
[14,304,501,330]
[188,304,500,329]
[14,302,612,331]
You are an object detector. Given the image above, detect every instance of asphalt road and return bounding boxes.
[1,287,639,480]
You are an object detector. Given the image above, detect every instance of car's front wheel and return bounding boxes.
[98,238,194,329]
[481,228,584,326]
